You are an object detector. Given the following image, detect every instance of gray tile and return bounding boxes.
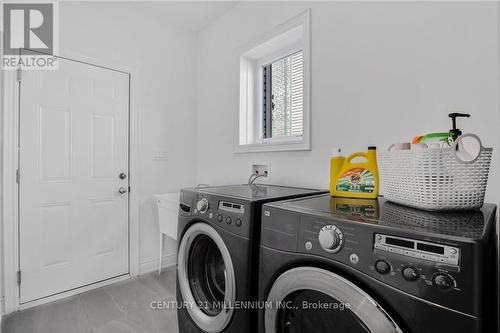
[35,296,90,333]
[137,270,176,302]
[90,310,158,333]
[104,279,157,314]
[2,308,36,333]
[2,269,180,333]
[79,289,125,326]
[148,306,179,333]
[161,267,177,292]
[91,316,152,333]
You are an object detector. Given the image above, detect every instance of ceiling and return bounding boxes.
[131,1,239,33]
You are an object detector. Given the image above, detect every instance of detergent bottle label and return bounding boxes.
[336,168,375,193]
[335,204,377,218]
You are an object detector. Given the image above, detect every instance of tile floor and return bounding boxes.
[2,267,179,333]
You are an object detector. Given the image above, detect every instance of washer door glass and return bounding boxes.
[265,267,402,333]
[178,222,236,333]
[279,289,370,332]
[188,234,226,315]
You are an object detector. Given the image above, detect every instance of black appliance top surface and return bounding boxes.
[266,194,497,240]
[196,184,326,202]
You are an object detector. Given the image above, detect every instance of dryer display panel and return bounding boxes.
[218,201,245,214]
[374,234,459,266]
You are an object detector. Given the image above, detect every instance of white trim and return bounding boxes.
[257,43,303,69]
[0,28,4,324]
[139,253,177,275]
[2,68,20,315]
[235,9,311,153]
[1,49,141,314]
[234,138,310,153]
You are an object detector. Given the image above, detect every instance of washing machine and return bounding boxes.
[176,185,326,333]
[258,194,498,333]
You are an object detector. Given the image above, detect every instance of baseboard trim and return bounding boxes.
[139,253,177,275]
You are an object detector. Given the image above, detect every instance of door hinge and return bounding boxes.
[16,169,20,184]
[16,68,22,82]
[17,271,21,285]
[128,186,131,193]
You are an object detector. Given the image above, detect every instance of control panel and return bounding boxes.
[193,195,248,236]
[219,201,245,214]
[374,234,460,266]
[277,214,472,315]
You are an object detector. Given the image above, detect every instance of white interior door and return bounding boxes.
[19,56,130,303]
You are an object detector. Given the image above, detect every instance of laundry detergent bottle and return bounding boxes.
[330,146,379,199]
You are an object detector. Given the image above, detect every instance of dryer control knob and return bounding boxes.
[432,273,455,291]
[196,198,209,214]
[375,260,391,275]
[402,266,419,281]
[318,225,343,253]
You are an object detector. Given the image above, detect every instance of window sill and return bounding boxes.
[234,138,310,153]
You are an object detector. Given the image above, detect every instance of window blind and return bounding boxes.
[290,51,304,137]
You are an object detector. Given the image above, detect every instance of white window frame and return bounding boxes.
[236,9,311,153]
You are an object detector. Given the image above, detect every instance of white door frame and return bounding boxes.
[1,50,141,314]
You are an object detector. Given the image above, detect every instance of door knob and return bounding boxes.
[119,173,127,179]
[118,187,127,194]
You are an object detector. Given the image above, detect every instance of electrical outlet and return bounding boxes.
[251,164,270,180]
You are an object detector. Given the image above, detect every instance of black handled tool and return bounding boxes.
[448,113,470,142]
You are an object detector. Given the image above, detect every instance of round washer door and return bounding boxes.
[178,222,236,333]
[265,267,403,333]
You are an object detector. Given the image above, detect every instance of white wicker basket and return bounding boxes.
[378,134,492,211]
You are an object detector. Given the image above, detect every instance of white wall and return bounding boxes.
[196,1,500,204]
[60,3,197,272]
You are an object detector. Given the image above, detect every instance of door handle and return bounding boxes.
[119,173,127,179]
[118,187,127,194]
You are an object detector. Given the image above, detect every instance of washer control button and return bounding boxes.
[235,218,242,227]
[374,244,388,251]
[432,273,455,290]
[225,216,232,224]
[388,247,404,255]
[216,214,223,223]
[375,260,391,274]
[402,266,420,281]
[349,254,359,264]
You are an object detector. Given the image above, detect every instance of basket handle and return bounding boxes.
[451,133,484,163]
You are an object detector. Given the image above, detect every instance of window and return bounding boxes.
[237,10,310,153]
[263,51,304,140]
